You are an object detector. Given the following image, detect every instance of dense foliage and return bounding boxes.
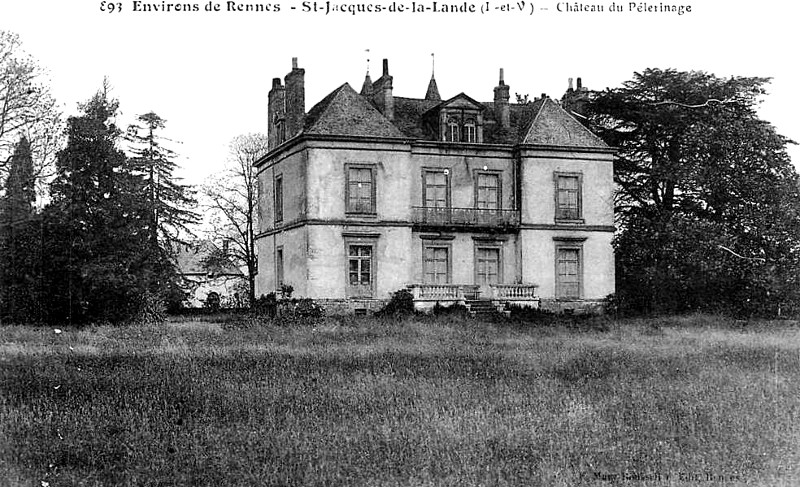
[587,69,800,316]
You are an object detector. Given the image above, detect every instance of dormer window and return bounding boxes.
[463,119,476,143]
[432,94,484,143]
[446,118,460,142]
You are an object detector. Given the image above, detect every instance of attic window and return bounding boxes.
[446,118,460,142]
[463,119,476,143]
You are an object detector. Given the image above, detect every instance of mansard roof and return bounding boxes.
[303,83,406,138]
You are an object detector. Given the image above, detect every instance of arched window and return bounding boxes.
[446,118,460,142]
[463,119,476,143]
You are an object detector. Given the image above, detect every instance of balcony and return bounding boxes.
[407,283,538,313]
[411,206,520,230]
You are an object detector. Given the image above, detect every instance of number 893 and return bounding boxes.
[101,1,122,12]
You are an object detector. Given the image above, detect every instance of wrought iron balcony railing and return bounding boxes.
[411,206,520,228]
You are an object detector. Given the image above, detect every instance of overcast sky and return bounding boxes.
[3,0,799,185]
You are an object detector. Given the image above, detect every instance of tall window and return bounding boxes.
[446,118,460,142]
[463,119,476,143]
[424,170,449,208]
[346,165,375,214]
[274,174,283,223]
[423,246,450,284]
[275,119,286,145]
[555,173,582,221]
[476,247,500,285]
[476,173,500,210]
[276,246,284,287]
[348,244,373,297]
[556,247,581,299]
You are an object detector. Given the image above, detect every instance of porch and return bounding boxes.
[407,283,539,313]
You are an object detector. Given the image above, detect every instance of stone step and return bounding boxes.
[466,300,503,316]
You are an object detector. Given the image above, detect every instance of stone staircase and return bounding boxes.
[465,299,504,317]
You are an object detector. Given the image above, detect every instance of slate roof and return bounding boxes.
[392,96,439,139]
[522,98,608,148]
[301,78,608,149]
[303,83,406,138]
[173,241,243,276]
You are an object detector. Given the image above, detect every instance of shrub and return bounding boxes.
[293,298,325,322]
[252,293,277,318]
[432,302,469,316]
[376,288,415,317]
[280,283,294,299]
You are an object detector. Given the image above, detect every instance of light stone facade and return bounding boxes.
[254,59,615,312]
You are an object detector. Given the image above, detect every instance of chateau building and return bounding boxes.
[254,58,615,312]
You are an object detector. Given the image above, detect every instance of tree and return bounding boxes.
[202,133,268,306]
[587,69,800,315]
[126,112,198,249]
[43,85,173,324]
[0,136,42,322]
[0,31,62,198]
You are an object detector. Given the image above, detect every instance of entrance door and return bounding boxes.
[347,244,374,298]
[476,247,501,298]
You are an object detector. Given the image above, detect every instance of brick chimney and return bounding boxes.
[267,77,286,151]
[561,76,589,118]
[284,57,305,140]
[493,68,510,128]
[370,59,394,121]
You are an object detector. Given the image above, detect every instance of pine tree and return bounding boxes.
[126,112,198,249]
[0,136,41,323]
[43,86,174,324]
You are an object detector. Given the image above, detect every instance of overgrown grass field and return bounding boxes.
[1,314,799,486]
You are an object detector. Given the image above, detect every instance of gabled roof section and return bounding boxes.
[428,92,484,113]
[521,98,608,148]
[304,83,405,138]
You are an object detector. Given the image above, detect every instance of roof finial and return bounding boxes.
[365,48,370,75]
[425,53,441,101]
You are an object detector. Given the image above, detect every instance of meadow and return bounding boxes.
[1,313,799,486]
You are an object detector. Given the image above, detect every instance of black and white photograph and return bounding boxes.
[1,0,799,484]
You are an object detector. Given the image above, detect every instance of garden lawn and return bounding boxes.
[1,314,799,486]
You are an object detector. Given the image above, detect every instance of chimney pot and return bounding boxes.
[292,57,298,69]
[272,78,282,89]
[576,77,583,90]
[568,77,574,90]
[382,59,389,76]
[499,68,505,85]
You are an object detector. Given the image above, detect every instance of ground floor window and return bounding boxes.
[423,245,450,284]
[348,244,374,297]
[556,246,581,299]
